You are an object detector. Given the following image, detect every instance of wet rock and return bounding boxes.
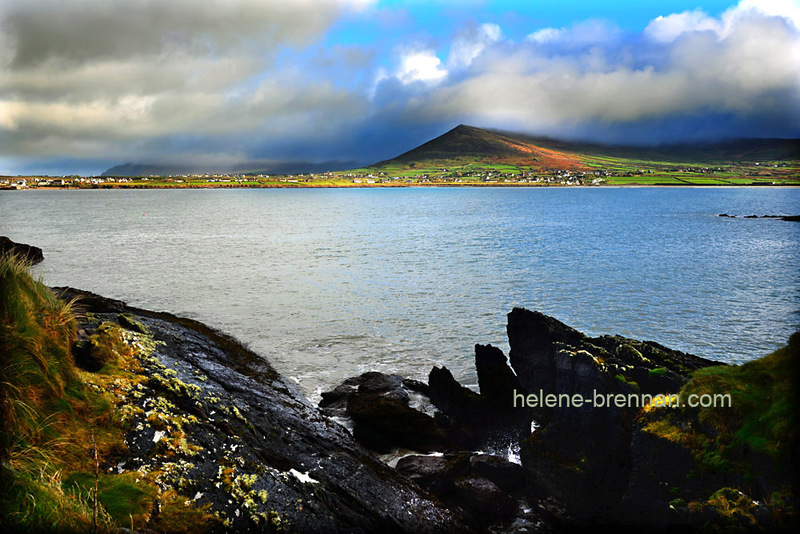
[71,328,99,371]
[319,371,407,418]
[54,287,468,533]
[507,308,719,424]
[0,236,44,264]
[319,371,447,453]
[474,343,522,404]
[453,477,517,523]
[429,349,532,451]
[396,454,450,489]
[718,214,800,222]
[347,389,449,453]
[396,453,522,527]
[428,366,481,424]
[506,307,723,523]
[467,454,527,495]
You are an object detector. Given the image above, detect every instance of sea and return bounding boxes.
[2,187,798,400]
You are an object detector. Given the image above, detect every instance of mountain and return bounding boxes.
[101,160,358,177]
[368,124,800,172]
[371,124,591,171]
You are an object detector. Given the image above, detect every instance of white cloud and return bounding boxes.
[525,20,621,47]
[396,49,448,85]
[399,4,800,141]
[738,0,800,28]
[447,23,502,69]
[646,0,800,43]
[645,10,722,42]
[526,28,565,44]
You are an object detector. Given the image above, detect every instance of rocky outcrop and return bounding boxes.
[396,453,541,529]
[718,213,800,222]
[319,371,447,453]
[507,308,722,522]
[55,287,467,533]
[321,307,793,530]
[63,283,789,532]
[0,236,44,264]
[321,345,542,530]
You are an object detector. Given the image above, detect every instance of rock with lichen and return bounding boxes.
[55,287,468,533]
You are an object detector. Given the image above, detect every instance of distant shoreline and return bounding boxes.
[5,181,800,191]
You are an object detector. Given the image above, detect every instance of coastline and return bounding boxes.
[2,243,797,532]
[5,181,800,190]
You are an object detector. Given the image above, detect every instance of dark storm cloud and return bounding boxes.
[1,0,798,174]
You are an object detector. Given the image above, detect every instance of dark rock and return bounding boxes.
[71,328,99,371]
[396,454,451,489]
[54,287,467,533]
[475,343,522,404]
[507,307,723,523]
[419,453,520,527]
[402,377,430,395]
[347,389,449,453]
[428,365,481,424]
[507,308,720,424]
[467,454,527,495]
[319,371,408,418]
[429,349,532,451]
[0,236,44,264]
[717,214,800,222]
[452,477,517,522]
[319,371,448,453]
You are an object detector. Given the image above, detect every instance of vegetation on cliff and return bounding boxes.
[0,254,214,533]
[640,333,799,526]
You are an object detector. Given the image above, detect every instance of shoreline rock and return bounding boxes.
[718,213,800,221]
[322,307,796,530]
[55,287,468,533]
[0,236,44,264]
[49,281,796,532]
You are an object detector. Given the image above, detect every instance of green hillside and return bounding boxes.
[358,125,800,185]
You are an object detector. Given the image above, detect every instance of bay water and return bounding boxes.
[2,187,798,399]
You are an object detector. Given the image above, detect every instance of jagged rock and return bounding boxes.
[467,454,527,495]
[54,287,467,533]
[429,348,532,451]
[428,366,481,423]
[347,389,449,453]
[398,453,527,499]
[474,343,522,404]
[0,236,44,264]
[507,308,719,426]
[319,371,447,452]
[319,371,408,418]
[396,454,451,489]
[507,307,723,523]
[410,453,521,527]
[453,477,517,522]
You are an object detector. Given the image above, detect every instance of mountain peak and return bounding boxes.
[371,124,557,168]
[367,125,800,173]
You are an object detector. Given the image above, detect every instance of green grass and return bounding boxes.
[642,332,799,474]
[0,255,215,533]
[682,334,798,460]
[64,472,156,524]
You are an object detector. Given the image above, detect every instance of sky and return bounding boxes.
[1,0,799,175]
